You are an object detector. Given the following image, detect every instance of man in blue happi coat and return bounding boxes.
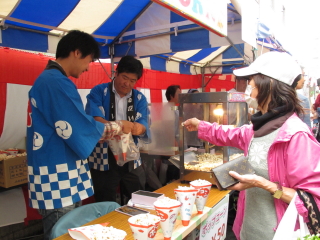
[27,30,133,240]
[86,56,150,203]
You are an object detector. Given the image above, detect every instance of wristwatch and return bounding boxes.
[272,182,283,199]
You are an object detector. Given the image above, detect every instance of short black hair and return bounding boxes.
[116,56,143,80]
[166,85,181,101]
[56,30,100,60]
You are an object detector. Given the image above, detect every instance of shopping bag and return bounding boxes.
[312,122,320,139]
[297,189,320,235]
[107,133,140,166]
[273,193,310,240]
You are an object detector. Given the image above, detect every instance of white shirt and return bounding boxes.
[112,81,132,121]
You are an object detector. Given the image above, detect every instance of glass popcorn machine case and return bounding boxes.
[173,91,249,179]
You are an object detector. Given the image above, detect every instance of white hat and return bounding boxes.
[233,52,301,86]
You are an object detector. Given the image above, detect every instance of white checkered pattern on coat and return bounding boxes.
[88,142,109,171]
[89,142,142,170]
[133,158,142,168]
[28,159,93,210]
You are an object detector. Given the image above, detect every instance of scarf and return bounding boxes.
[109,82,135,122]
[251,106,292,131]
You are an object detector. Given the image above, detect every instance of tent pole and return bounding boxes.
[204,67,220,88]
[201,67,205,92]
[109,44,115,79]
[116,20,241,45]
[109,2,153,46]
[225,36,250,65]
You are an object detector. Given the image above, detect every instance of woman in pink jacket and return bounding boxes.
[183,52,320,240]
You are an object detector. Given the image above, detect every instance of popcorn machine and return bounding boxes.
[172,91,249,179]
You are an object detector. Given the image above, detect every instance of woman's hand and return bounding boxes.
[227,171,296,203]
[227,171,264,191]
[182,118,201,131]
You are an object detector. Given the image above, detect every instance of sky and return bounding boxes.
[278,0,320,79]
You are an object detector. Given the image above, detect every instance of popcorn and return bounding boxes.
[177,186,195,190]
[128,214,160,239]
[129,213,160,226]
[0,150,27,160]
[184,153,243,172]
[190,179,211,186]
[153,197,181,207]
[92,226,126,240]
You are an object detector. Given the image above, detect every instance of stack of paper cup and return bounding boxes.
[128,213,160,240]
[174,186,198,226]
[154,197,182,240]
[190,179,212,214]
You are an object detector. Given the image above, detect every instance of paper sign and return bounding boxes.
[199,194,229,240]
[152,0,227,37]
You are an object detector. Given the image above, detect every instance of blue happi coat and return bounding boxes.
[27,61,104,209]
[85,82,150,170]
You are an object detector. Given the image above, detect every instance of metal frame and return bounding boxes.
[178,92,248,179]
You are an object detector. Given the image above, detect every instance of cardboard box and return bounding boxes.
[0,149,27,188]
[131,190,164,207]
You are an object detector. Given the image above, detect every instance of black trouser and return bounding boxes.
[90,148,146,202]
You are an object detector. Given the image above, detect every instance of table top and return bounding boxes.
[54,172,230,240]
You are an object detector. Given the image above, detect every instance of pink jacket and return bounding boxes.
[198,113,320,240]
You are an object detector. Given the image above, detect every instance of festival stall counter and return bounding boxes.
[54,171,230,240]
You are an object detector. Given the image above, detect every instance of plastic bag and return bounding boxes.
[107,133,140,166]
[273,193,310,240]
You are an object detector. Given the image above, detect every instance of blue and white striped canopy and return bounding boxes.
[0,0,277,74]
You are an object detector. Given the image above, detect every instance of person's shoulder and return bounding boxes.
[89,82,110,93]
[282,113,311,134]
[35,69,71,87]
[133,89,147,100]
[38,68,60,79]
[93,82,110,89]
[297,92,308,100]
[228,88,237,93]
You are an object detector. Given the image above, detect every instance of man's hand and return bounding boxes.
[120,120,134,134]
[131,122,146,136]
[100,121,122,141]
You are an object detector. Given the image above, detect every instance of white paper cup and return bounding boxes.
[120,133,129,160]
[128,214,160,240]
[189,182,212,214]
[154,200,181,240]
[108,138,120,161]
[174,188,198,226]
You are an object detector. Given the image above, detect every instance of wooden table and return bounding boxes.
[54,172,230,240]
